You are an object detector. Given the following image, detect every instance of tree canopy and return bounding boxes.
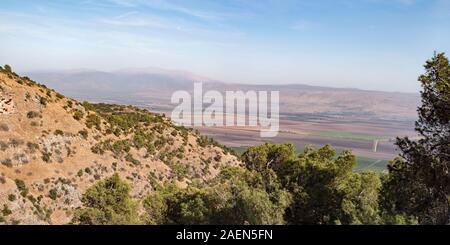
[72,173,139,225]
[384,52,450,224]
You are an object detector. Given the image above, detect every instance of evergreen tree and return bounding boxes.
[72,173,139,225]
[390,52,450,224]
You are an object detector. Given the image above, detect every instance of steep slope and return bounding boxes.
[0,67,240,224]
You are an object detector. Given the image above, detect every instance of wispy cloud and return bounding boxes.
[105,0,236,21]
[108,0,138,7]
[1,0,448,92]
[365,0,418,6]
[290,20,316,31]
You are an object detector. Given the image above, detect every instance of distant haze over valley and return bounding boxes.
[27,68,420,122]
[26,68,420,170]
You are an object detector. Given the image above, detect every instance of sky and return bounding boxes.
[1,0,450,93]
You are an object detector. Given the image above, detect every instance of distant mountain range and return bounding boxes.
[27,68,420,121]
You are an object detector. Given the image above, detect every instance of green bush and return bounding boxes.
[72,173,139,225]
[171,130,178,137]
[125,154,140,165]
[42,152,52,163]
[39,97,48,106]
[112,140,131,155]
[27,111,40,119]
[56,93,64,100]
[86,114,101,130]
[8,194,16,202]
[73,110,84,120]
[143,167,291,225]
[1,158,12,168]
[15,179,28,197]
[54,130,64,136]
[84,167,92,175]
[48,188,58,200]
[27,142,40,153]
[78,129,88,139]
[3,64,12,73]
[2,205,12,216]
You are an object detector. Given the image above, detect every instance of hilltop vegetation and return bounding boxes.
[71,143,413,225]
[0,65,239,224]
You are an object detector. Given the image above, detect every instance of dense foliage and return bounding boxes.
[77,144,388,225]
[72,173,139,225]
[382,52,450,225]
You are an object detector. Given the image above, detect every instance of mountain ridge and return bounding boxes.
[27,69,420,121]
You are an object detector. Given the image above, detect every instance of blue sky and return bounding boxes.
[1,0,449,92]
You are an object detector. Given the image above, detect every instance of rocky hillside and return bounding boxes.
[0,66,240,224]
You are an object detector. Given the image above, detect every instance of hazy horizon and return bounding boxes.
[1,0,450,93]
[24,66,421,94]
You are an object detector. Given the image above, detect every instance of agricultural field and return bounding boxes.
[195,113,415,173]
[354,156,390,173]
[315,131,389,141]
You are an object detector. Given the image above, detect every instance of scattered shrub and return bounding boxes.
[0,141,7,151]
[1,159,12,168]
[86,114,101,130]
[56,93,64,100]
[42,152,52,163]
[171,130,178,137]
[15,179,28,197]
[73,110,84,120]
[27,111,40,119]
[8,194,16,202]
[3,64,12,73]
[85,167,92,175]
[9,139,24,147]
[125,154,140,165]
[2,205,12,216]
[39,97,47,106]
[26,142,39,153]
[213,155,222,162]
[78,129,88,139]
[48,188,58,200]
[54,130,64,136]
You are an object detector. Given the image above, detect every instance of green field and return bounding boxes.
[231,146,249,155]
[316,131,389,141]
[354,156,389,173]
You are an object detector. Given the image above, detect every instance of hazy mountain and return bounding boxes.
[27,68,421,121]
